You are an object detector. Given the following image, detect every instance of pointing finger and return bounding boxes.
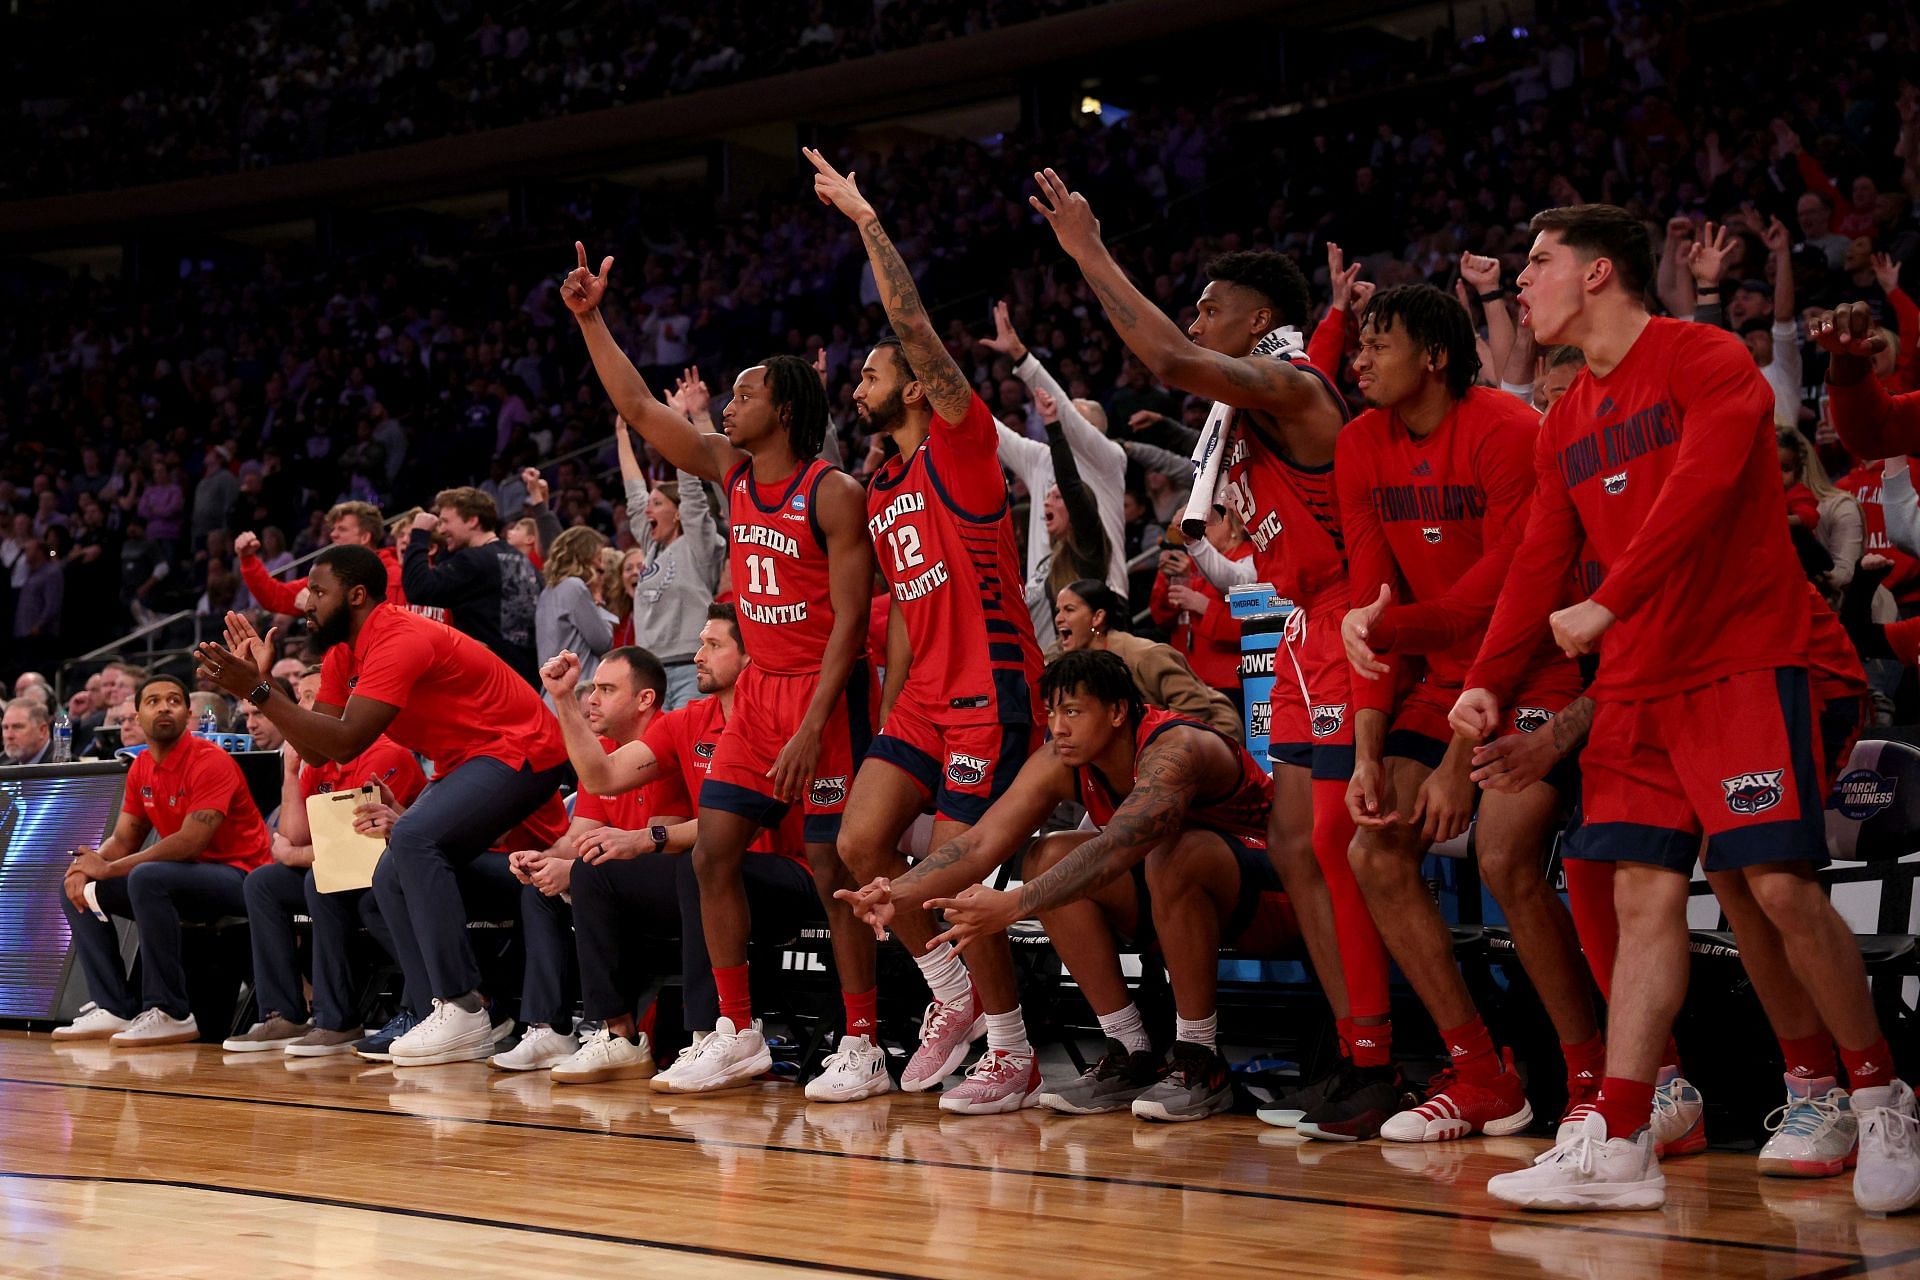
[576,241,588,270]
[598,256,614,282]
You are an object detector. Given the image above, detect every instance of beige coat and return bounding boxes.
[1100,631,1243,739]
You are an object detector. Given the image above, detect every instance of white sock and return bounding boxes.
[1175,1013,1217,1051]
[1096,1004,1151,1055]
[985,1007,1032,1056]
[914,941,973,1007]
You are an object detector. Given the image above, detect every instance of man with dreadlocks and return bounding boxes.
[1331,280,1596,1144]
[561,243,879,1097]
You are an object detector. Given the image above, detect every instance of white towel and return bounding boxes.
[1180,326,1305,539]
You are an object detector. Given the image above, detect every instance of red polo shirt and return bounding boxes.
[573,734,673,829]
[299,736,428,806]
[644,696,807,868]
[319,603,566,774]
[123,735,271,871]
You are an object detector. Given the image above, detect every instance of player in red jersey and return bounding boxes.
[1330,284,1597,1144]
[1446,205,1918,1214]
[843,650,1297,1122]
[561,243,878,1097]
[196,544,571,1068]
[806,148,1049,1112]
[1029,167,1391,1124]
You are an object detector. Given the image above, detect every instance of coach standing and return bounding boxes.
[196,544,570,1066]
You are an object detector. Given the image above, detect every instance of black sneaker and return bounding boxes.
[1132,1041,1235,1123]
[1296,1065,1408,1142]
[1036,1038,1163,1114]
[1256,1058,1354,1129]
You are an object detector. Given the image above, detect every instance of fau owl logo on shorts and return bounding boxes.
[1421,526,1442,544]
[809,775,848,807]
[1602,471,1628,495]
[1722,769,1785,816]
[1512,707,1552,734]
[1310,704,1346,738]
[946,753,991,787]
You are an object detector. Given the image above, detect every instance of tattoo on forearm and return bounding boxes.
[1016,740,1195,915]
[187,809,225,828]
[904,832,977,891]
[1549,697,1595,755]
[1085,274,1142,332]
[860,219,971,410]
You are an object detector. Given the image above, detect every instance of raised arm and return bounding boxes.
[538,650,661,795]
[561,243,743,483]
[806,148,973,425]
[616,419,657,552]
[1816,303,1915,458]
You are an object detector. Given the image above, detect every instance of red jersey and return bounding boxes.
[1220,357,1351,615]
[299,736,427,807]
[572,734,671,830]
[1077,709,1272,848]
[497,792,569,853]
[866,394,1042,725]
[1338,387,1577,716]
[123,735,271,871]
[725,458,847,676]
[1806,586,1868,702]
[318,602,566,773]
[1468,318,1809,702]
[1837,462,1920,607]
[644,695,807,868]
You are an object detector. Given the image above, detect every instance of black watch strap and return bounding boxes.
[650,824,669,854]
[248,679,273,706]
[1478,289,1506,303]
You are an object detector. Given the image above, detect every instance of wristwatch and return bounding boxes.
[247,679,273,706]
[649,824,669,854]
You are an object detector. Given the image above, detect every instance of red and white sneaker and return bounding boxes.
[901,988,986,1092]
[1557,1068,1603,1142]
[1382,1051,1534,1143]
[938,1048,1041,1115]
[1651,1068,1707,1157]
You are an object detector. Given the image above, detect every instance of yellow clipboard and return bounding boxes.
[308,784,387,894]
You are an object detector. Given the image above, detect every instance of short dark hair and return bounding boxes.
[136,673,191,704]
[869,336,914,379]
[1204,250,1312,330]
[1528,204,1654,299]
[1739,317,1774,338]
[315,545,389,601]
[1360,284,1481,398]
[1040,649,1144,722]
[1065,578,1129,633]
[1544,344,1588,371]
[432,486,499,532]
[599,646,668,702]
[706,601,742,648]
[759,354,830,460]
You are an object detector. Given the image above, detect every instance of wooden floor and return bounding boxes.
[3,1033,1920,1279]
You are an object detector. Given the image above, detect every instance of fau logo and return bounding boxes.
[809,775,848,807]
[1512,707,1552,734]
[1722,770,1785,816]
[1602,472,1628,495]
[1421,526,1442,544]
[694,741,717,760]
[946,753,991,787]
[1309,704,1346,738]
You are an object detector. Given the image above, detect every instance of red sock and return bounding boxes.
[1339,1017,1393,1068]
[636,1003,658,1043]
[1779,1031,1839,1081]
[1563,1032,1606,1088]
[1595,1076,1656,1138]
[843,987,878,1040]
[1840,1038,1897,1091]
[1439,1017,1500,1084]
[1309,778,1391,1018]
[713,964,752,1028]
[1562,859,1618,1002]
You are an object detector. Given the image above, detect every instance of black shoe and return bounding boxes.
[1132,1040,1235,1123]
[1036,1038,1163,1114]
[1256,1058,1354,1128]
[1296,1065,1408,1142]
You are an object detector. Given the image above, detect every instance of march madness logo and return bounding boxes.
[1421,526,1442,544]
[694,741,717,760]
[1512,707,1552,734]
[1602,472,1628,495]
[809,775,848,807]
[1310,704,1346,738]
[946,754,991,787]
[1249,700,1271,740]
[1833,768,1897,821]
[1722,770,1785,816]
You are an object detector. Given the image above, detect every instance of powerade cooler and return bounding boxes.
[1230,582,1296,775]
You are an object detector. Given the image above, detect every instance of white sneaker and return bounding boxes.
[489,1025,578,1071]
[108,1008,199,1047]
[1853,1079,1920,1215]
[552,1028,657,1085]
[1650,1071,1706,1157]
[649,1032,711,1093]
[1486,1111,1666,1212]
[52,1007,132,1041]
[389,999,496,1066]
[655,1017,771,1093]
[805,1034,894,1103]
[1758,1075,1857,1178]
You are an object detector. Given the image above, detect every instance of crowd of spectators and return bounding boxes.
[3,1,1919,706]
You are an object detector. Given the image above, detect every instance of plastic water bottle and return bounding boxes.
[51,707,73,762]
[198,706,219,739]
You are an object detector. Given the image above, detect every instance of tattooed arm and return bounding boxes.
[1467,695,1592,794]
[806,148,974,424]
[893,748,1076,905]
[90,808,232,875]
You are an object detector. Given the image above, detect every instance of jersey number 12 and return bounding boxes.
[886,526,924,573]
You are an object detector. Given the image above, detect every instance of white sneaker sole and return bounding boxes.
[901,1012,987,1093]
[939,1083,1040,1115]
[222,1037,306,1053]
[1256,1107,1305,1128]
[52,1026,127,1042]
[1383,1100,1534,1143]
[1489,1175,1667,1212]
[1758,1149,1854,1178]
[1133,1089,1235,1124]
[1037,1093,1139,1115]
[804,1072,895,1103]
[390,1039,495,1067]
[659,1049,774,1093]
[1855,1173,1920,1215]
[284,1038,362,1058]
[489,1051,574,1071]
[109,1029,198,1048]
[552,1059,657,1085]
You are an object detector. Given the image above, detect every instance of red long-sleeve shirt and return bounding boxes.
[1338,387,1576,715]
[1306,305,1351,383]
[240,545,407,615]
[1467,317,1809,702]
[1150,541,1253,688]
[1830,376,1920,462]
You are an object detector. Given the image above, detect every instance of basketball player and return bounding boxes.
[1450,204,1918,1214]
[1815,301,1916,454]
[562,245,880,1098]
[1029,168,1394,1124]
[805,148,1048,1112]
[846,650,1295,1121]
[1334,283,1596,1143]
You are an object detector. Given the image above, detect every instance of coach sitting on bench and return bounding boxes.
[53,674,273,1046]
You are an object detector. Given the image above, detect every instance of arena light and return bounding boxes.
[1080,96,1102,115]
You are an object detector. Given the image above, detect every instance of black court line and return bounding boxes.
[0,1073,1868,1265]
[1792,1245,1920,1280]
[0,1170,932,1280]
